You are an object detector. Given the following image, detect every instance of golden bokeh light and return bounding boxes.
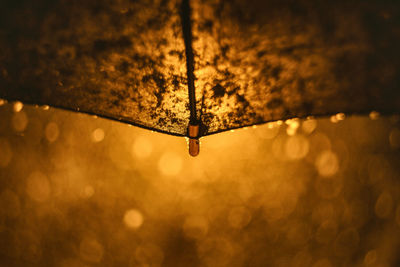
[302,119,317,134]
[315,150,339,177]
[123,209,144,229]
[285,135,309,160]
[45,122,60,143]
[228,206,251,229]
[158,151,183,176]
[91,128,105,142]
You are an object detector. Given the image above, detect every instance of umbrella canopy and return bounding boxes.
[1,0,400,138]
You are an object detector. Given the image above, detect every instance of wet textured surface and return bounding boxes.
[1,0,400,136]
[192,0,400,134]
[0,0,188,136]
[1,103,400,266]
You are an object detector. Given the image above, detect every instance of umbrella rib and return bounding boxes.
[180,0,197,125]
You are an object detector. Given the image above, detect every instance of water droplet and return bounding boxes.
[369,111,380,120]
[312,259,332,267]
[13,101,23,112]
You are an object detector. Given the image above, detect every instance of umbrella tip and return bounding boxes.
[189,138,200,156]
[188,123,200,157]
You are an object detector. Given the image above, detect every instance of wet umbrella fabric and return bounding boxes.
[0,0,399,138]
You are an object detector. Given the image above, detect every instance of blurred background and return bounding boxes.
[1,101,400,267]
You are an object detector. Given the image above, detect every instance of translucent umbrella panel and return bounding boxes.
[0,0,189,136]
[193,0,400,134]
[0,0,399,137]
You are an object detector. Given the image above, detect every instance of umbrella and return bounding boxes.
[1,0,400,156]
